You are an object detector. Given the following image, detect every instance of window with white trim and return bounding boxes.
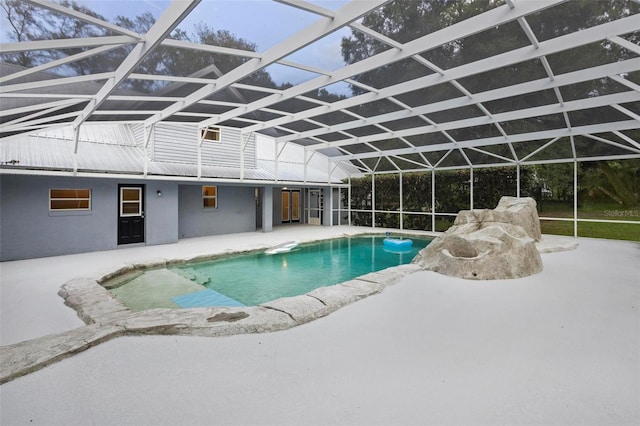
[49,189,91,211]
[120,187,142,216]
[202,186,217,208]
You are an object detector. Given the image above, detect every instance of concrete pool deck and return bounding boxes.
[1,226,639,425]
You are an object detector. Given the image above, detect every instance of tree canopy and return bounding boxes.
[0,0,277,94]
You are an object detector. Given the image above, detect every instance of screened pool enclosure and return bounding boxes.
[1,0,639,240]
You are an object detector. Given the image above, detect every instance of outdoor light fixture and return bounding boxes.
[157,190,162,197]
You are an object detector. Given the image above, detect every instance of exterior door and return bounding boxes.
[118,185,145,244]
[281,190,290,222]
[291,190,300,221]
[281,189,301,223]
[308,189,322,225]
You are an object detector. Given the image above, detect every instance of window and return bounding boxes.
[203,186,217,208]
[199,126,220,142]
[120,187,142,217]
[50,189,91,211]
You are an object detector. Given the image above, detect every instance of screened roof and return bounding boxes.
[1,0,639,176]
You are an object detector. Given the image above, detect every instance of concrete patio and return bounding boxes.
[1,226,638,425]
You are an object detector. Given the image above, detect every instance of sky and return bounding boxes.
[29,0,355,94]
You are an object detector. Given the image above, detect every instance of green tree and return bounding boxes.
[0,0,276,94]
[581,160,640,207]
[1,0,111,69]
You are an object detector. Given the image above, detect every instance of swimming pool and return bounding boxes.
[109,235,431,310]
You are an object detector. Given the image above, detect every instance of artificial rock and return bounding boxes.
[413,196,543,280]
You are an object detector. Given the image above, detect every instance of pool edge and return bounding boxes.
[1,237,425,385]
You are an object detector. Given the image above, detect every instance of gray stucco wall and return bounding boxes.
[1,175,118,261]
[0,175,181,261]
[0,175,333,261]
[178,184,256,238]
[273,189,283,224]
[144,181,179,246]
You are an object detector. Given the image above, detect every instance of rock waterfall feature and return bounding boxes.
[412,197,543,280]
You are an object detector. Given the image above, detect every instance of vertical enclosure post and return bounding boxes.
[197,131,204,180]
[470,167,474,210]
[399,171,403,230]
[574,160,578,238]
[371,173,376,228]
[431,169,436,232]
[262,186,273,232]
[348,177,352,227]
[274,142,278,182]
[337,188,342,226]
[516,163,521,197]
[73,125,80,175]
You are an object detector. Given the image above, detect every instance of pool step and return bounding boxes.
[172,268,211,286]
[172,289,245,308]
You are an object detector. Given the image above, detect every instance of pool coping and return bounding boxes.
[0,232,576,384]
[0,232,428,384]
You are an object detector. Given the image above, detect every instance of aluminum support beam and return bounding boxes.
[240,0,567,134]
[72,0,201,128]
[25,0,142,38]
[0,45,124,84]
[0,35,137,53]
[273,19,640,145]
[308,91,640,151]
[146,0,389,128]
[335,120,640,163]
[274,57,640,144]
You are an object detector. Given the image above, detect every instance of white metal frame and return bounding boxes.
[0,0,638,192]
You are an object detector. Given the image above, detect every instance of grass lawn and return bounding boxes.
[539,200,640,241]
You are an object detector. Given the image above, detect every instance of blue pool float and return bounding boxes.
[383,237,413,250]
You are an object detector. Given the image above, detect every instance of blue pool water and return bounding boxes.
[172,235,431,306]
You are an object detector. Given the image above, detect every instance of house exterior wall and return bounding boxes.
[1,175,120,261]
[0,174,330,261]
[273,189,283,224]
[178,184,256,238]
[0,175,184,261]
[148,123,256,169]
[145,181,179,246]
